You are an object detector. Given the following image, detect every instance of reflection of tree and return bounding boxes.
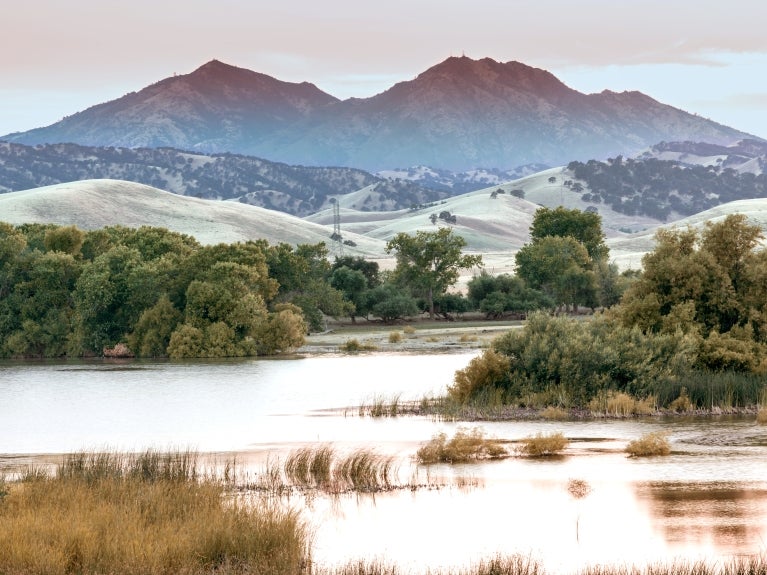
[567,478,591,543]
[634,482,765,553]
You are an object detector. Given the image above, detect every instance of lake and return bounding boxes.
[1,352,766,573]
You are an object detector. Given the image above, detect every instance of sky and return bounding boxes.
[2,0,767,139]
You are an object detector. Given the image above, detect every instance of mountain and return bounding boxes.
[0,142,447,216]
[2,60,338,152]
[2,57,758,171]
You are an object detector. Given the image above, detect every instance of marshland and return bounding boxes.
[2,351,766,574]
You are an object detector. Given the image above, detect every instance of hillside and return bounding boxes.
[0,179,385,255]
[0,142,446,216]
[2,57,757,172]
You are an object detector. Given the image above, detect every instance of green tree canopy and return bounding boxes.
[529,206,608,261]
[386,228,482,319]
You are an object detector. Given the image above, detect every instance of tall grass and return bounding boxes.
[519,432,568,457]
[284,446,396,493]
[651,372,767,411]
[417,427,507,464]
[625,432,671,457]
[0,450,309,575]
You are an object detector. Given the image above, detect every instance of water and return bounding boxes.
[2,352,766,572]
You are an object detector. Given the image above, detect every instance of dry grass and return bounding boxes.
[540,406,569,420]
[417,427,507,464]
[588,392,656,417]
[669,387,693,412]
[402,325,416,335]
[388,331,403,343]
[0,450,309,575]
[519,432,568,457]
[625,432,672,457]
[359,394,402,417]
[459,334,479,343]
[757,407,767,425]
[284,446,396,493]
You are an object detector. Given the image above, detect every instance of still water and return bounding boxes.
[1,353,766,572]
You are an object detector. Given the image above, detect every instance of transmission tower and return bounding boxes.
[331,199,343,256]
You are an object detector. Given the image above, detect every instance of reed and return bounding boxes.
[625,432,671,457]
[519,432,568,457]
[0,450,309,575]
[334,449,396,492]
[285,445,335,489]
[417,427,507,464]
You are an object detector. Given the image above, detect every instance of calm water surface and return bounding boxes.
[1,352,766,573]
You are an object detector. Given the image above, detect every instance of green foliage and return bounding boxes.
[529,206,608,261]
[386,228,482,319]
[127,295,182,357]
[491,312,698,407]
[43,225,84,256]
[254,303,307,354]
[366,283,419,323]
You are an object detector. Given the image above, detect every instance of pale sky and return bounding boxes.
[2,0,767,140]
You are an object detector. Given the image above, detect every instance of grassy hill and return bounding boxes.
[3,178,767,276]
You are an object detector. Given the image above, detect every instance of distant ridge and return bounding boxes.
[2,56,757,171]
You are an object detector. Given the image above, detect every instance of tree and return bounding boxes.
[529,206,608,261]
[385,228,482,319]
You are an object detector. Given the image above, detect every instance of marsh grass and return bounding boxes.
[588,392,656,417]
[757,407,767,425]
[283,446,396,493]
[519,432,568,457]
[625,432,671,457]
[0,450,309,575]
[417,427,507,464]
[360,393,403,417]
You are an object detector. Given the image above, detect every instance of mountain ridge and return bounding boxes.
[2,56,757,171]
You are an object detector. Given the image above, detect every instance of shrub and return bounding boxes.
[403,325,416,335]
[417,427,507,464]
[519,432,568,457]
[340,339,377,352]
[521,433,563,456]
[448,349,511,403]
[625,432,671,456]
[388,331,402,343]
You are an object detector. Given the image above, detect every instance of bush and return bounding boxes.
[448,349,511,403]
[340,338,377,352]
[417,427,507,464]
[625,432,671,456]
[388,331,402,343]
[519,432,568,457]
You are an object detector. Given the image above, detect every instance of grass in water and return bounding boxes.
[417,427,507,464]
[519,432,568,457]
[625,432,671,457]
[0,450,309,575]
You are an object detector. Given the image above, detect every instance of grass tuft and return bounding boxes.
[340,339,377,352]
[540,406,568,420]
[519,432,568,457]
[417,427,507,464]
[388,331,403,343]
[625,432,671,457]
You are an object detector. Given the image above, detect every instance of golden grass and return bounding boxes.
[519,432,568,457]
[416,427,507,464]
[588,392,656,417]
[669,387,693,412]
[388,331,403,343]
[284,446,396,493]
[540,406,568,420]
[459,334,478,343]
[625,432,672,457]
[0,450,309,575]
[757,407,767,425]
[402,325,416,335]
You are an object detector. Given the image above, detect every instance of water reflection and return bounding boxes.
[2,354,767,572]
